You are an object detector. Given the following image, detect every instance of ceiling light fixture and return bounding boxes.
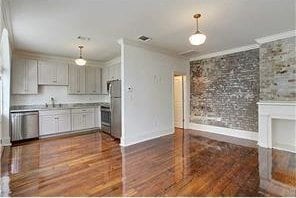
[75,45,87,66]
[189,14,206,45]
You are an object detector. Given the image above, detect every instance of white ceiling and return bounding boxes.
[9,0,295,62]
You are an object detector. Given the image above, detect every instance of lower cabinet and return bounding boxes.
[94,106,101,128]
[39,110,71,136]
[39,115,56,136]
[71,108,95,131]
[39,107,98,137]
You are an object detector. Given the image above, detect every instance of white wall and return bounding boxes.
[1,28,11,146]
[119,39,188,146]
[11,86,109,106]
[0,0,3,149]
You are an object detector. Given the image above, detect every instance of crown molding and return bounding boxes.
[1,0,15,51]
[255,30,296,44]
[190,44,259,61]
[103,56,121,67]
[118,38,185,60]
[14,50,104,67]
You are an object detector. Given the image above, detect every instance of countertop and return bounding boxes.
[10,102,110,113]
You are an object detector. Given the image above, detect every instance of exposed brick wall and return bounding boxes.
[259,37,296,101]
[190,49,259,132]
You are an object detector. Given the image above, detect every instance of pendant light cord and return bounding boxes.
[193,14,201,33]
[196,18,199,33]
[79,46,83,58]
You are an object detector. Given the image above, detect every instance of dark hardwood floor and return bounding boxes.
[1,129,295,196]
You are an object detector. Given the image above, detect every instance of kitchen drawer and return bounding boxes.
[71,108,95,114]
[39,109,71,116]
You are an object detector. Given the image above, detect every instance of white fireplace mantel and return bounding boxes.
[257,101,296,153]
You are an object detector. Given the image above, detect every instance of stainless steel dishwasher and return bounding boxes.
[10,111,39,141]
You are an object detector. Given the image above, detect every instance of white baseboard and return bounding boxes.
[272,143,296,154]
[120,129,173,147]
[39,128,99,139]
[189,123,258,141]
[2,137,11,146]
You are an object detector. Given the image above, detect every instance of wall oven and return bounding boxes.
[101,106,111,134]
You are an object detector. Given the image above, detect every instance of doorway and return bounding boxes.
[173,75,185,129]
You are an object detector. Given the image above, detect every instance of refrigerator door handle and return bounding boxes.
[108,82,112,96]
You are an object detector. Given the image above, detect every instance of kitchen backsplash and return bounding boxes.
[11,85,110,106]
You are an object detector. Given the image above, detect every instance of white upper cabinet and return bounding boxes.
[101,63,120,94]
[12,57,38,94]
[85,66,101,94]
[95,67,102,93]
[109,65,116,81]
[68,65,86,94]
[102,67,110,95]
[109,64,121,81]
[85,67,96,94]
[115,64,121,80]
[38,61,68,85]
[69,65,101,95]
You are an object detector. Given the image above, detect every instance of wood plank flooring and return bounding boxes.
[1,129,295,196]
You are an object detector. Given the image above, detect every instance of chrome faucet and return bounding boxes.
[51,97,55,108]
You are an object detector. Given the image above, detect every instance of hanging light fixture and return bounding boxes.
[75,45,87,66]
[189,14,206,45]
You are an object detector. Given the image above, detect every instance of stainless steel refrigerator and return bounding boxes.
[108,80,121,139]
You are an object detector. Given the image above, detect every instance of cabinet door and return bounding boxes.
[109,65,115,81]
[84,112,95,129]
[39,61,68,85]
[57,114,71,133]
[95,68,102,94]
[12,58,38,94]
[68,65,78,94]
[38,61,57,85]
[101,67,109,94]
[39,115,56,136]
[85,67,97,94]
[94,106,101,128]
[72,113,83,131]
[56,63,68,85]
[69,65,85,94]
[78,67,86,94]
[115,64,121,80]
[25,59,38,94]
[12,58,26,94]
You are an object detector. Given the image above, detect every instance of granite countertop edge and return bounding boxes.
[10,102,110,113]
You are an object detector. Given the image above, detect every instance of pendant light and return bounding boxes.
[75,45,87,66]
[189,14,206,45]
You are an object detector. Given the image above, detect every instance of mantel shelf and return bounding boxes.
[257,101,296,106]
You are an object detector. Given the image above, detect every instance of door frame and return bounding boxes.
[172,72,188,131]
